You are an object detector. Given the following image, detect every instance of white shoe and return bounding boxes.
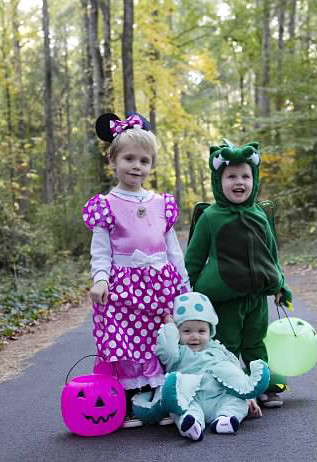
[122,416,144,428]
[158,416,174,426]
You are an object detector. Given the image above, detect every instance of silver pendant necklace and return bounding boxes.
[113,189,147,218]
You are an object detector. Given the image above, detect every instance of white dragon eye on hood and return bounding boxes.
[213,154,225,170]
[250,152,260,166]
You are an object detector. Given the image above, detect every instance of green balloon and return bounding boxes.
[264,317,317,377]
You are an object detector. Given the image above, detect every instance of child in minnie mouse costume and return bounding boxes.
[82,112,190,428]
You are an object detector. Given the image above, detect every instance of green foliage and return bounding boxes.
[0,256,90,343]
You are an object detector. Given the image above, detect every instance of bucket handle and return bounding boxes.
[275,303,297,338]
[65,354,105,385]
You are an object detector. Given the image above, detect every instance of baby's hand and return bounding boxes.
[247,399,262,418]
[164,314,174,324]
[90,280,109,305]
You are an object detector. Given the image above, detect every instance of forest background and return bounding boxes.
[0,0,316,342]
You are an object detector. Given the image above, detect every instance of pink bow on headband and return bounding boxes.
[110,114,143,137]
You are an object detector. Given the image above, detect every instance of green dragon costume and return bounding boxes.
[184,140,292,388]
[132,292,270,428]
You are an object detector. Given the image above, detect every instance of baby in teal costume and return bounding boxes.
[185,140,293,407]
[132,292,269,441]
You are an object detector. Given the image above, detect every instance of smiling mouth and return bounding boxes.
[83,410,117,424]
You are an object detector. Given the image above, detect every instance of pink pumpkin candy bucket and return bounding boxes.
[61,355,126,436]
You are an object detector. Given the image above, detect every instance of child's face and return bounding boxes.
[179,320,210,352]
[111,142,152,192]
[221,163,253,204]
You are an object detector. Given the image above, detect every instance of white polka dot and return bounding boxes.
[121,307,128,314]
[151,303,158,309]
[111,294,118,302]
[129,343,134,350]
[105,348,110,355]
[147,289,153,296]
[151,344,156,352]
[118,272,124,278]
[116,333,122,341]
[142,314,148,322]
[141,329,147,337]
[138,303,145,310]
[123,277,130,285]
[134,336,140,344]
[135,289,142,297]
[106,312,113,318]
[154,316,161,323]
[115,312,123,321]
[89,217,95,225]
[135,309,141,315]
[108,305,115,313]
[108,325,115,333]
[140,281,145,289]
[157,308,164,315]
[153,331,158,337]
[94,314,103,322]
[117,285,123,293]
[132,297,138,304]
[143,296,151,303]
[98,304,106,312]
[135,321,142,329]
[125,300,132,306]
[153,283,161,290]
[150,269,156,277]
[121,292,128,298]
[159,296,166,303]
[148,323,154,330]
[103,332,109,341]
[116,348,123,357]
[163,288,170,296]
[122,320,128,328]
[132,274,139,282]
[127,328,134,336]
[83,213,88,221]
[145,352,152,359]
[129,314,136,321]
[146,337,152,344]
[134,351,140,359]
[164,280,172,287]
[143,276,150,283]
[96,329,103,337]
[106,217,112,224]
[122,341,127,348]
[140,344,146,351]
[166,210,172,218]
[109,340,116,348]
[110,356,117,361]
[94,212,101,220]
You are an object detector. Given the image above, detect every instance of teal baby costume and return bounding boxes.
[132,292,270,439]
[185,141,292,387]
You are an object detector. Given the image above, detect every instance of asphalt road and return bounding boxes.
[1,293,316,462]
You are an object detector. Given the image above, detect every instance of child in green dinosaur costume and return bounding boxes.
[185,140,293,408]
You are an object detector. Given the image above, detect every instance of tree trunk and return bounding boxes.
[12,0,29,212]
[276,0,286,112]
[173,141,182,213]
[122,0,136,114]
[258,0,271,118]
[42,0,55,203]
[81,0,95,150]
[63,29,74,193]
[99,0,114,113]
[89,0,105,117]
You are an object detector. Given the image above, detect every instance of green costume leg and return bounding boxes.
[213,297,245,358]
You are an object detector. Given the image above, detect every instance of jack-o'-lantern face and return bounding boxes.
[61,374,126,436]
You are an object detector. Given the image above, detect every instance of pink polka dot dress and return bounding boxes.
[83,191,185,389]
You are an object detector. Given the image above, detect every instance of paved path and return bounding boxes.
[1,293,316,462]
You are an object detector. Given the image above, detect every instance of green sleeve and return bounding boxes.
[185,212,210,288]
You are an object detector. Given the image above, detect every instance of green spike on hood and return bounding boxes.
[209,140,261,208]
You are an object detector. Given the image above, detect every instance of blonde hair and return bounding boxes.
[108,128,158,167]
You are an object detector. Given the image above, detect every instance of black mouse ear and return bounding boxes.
[126,112,151,131]
[95,113,120,142]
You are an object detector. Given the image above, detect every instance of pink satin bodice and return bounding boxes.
[107,193,167,256]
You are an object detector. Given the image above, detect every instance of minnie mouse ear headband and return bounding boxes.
[95,112,152,142]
